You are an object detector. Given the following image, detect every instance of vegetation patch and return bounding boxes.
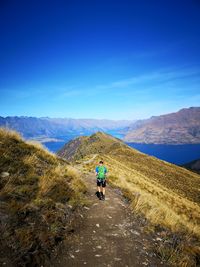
[0,128,86,266]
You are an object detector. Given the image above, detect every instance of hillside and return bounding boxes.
[57,132,126,161]
[58,132,200,266]
[183,158,200,174]
[124,107,200,144]
[0,128,86,266]
[0,116,132,139]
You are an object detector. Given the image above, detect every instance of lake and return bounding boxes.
[127,143,200,165]
[43,136,200,165]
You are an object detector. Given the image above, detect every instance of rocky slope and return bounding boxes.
[124,107,200,144]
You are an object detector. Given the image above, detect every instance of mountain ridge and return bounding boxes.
[57,131,200,266]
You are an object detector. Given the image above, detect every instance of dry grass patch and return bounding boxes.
[0,128,87,266]
[75,151,200,266]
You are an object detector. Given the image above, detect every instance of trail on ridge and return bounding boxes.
[52,173,169,267]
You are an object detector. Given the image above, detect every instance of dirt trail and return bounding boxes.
[52,174,169,267]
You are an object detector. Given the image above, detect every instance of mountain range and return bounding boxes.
[1,106,200,144]
[0,116,132,139]
[124,107,200,144]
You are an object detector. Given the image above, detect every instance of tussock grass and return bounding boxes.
[0,128,86,266]
[0,127,22,141]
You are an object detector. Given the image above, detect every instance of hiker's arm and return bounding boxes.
[105,167,108,178]
[95,167,98,176]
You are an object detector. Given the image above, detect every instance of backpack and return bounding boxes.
[98,166,106,179]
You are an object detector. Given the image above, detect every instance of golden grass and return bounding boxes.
[101,154,200,237]
[81,153,200,266]
[0,127,22,140]
[0,128,87,265]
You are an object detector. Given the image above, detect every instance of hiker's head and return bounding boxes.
[99,160,103,165]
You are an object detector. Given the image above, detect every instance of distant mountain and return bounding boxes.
[124,107,200,144]
[183,158,200,174]
[0,116,133,139]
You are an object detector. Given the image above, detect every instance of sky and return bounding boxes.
[0,0,200,120]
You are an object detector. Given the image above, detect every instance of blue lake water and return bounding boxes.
[43,135,200,165]
[127,143,200,165]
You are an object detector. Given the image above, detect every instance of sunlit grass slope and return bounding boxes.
[0,128,86,266]
[58,131,200,266]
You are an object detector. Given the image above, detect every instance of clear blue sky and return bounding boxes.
[0,0,200,120]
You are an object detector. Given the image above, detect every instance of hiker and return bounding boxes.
[95,160,108,200]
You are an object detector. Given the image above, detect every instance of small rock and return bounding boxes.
[1,172,9,178]
[80,214,84,218]
[93,203,98,206]
[142,262,148,265]
[114,258,121,261]
[96,224,100,228]
[107,215,112,219]
[131,230,140,236]
[93,230,96,233]
[96,245,102,249]
[84,206,90,210]
[156,237,162,241]
[111,233,118,236]
[84,262,87,265]
[95,254,102,257]
[70,254,75,259]
[75,249,80,253]
[68,205,73,209]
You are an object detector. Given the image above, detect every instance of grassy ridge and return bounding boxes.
[59,132,200,266]
[0,128,86,266]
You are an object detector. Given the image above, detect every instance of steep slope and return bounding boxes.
[58,132,200,265]
[124,107,200,144]
[183,158,200,174]
[0,128,86,266]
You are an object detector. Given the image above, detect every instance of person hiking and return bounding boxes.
[95,160,108,200]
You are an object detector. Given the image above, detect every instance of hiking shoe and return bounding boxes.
[102,195,105,201]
